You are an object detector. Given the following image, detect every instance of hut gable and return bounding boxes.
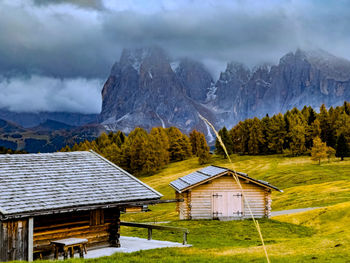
[170,165,282,220]
[0,150,162,219]
[170,165,282,193]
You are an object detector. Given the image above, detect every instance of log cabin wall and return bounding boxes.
[33,208,120,258]
[178,192,191,220]
[182,174,270,220]
[0,219,28,262]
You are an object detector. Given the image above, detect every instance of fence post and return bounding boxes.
[148,228,152,240]
[183,231,187,245]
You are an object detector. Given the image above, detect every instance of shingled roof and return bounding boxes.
[0,151,162,219]
[170,165,282,193]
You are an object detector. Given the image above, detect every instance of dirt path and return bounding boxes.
[271,207,322,217]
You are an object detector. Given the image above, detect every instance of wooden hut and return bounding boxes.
[0,151,162,262]
[170,165,282,220]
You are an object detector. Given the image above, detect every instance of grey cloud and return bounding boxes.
[0,0,350,113]
[0,75,103,113]
[33,0,104,10]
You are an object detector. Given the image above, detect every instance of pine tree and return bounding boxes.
[215,127,233,157]
[267,114,286,154]
[311,137,328,164]
[189,130,201,156]
[120,128,157,175]
[336,133,349,161]
[288,112,307,156]
[229,125,242,153]
[167,127,192,161]
[326,146,336,163]
[104,143,121,165]
[197,132,211,164]
[261,114,271,154]
[344,101,350,115]
[247,117,265,155]
[150,127,170,167]
[319,104,336,148]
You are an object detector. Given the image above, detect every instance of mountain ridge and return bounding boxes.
[100,47,350,140]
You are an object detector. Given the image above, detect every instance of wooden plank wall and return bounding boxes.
[178,192,191,220]
[186,175,271,219]
[33,208,119,258]
[0,219,28,262]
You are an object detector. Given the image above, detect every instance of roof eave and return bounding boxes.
[0,197,162,220]
[169,165,283,193]
[171,171,229,193]
[169,183,183,193]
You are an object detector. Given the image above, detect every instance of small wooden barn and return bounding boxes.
[170,165,282,220]
[0,151,162,262]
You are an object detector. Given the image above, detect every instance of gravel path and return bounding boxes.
[271,207,322,217]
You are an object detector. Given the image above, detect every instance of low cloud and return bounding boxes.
[0,0,350,113]
[0,75,103,113]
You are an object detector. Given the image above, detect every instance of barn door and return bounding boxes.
[228,192,243,217]
[213,192,243,218]
[212,192,224,218]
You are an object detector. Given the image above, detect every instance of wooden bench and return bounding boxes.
[51,238,88,259]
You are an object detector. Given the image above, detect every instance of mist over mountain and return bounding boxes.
[1,46,349,151]
[100,47,350,142]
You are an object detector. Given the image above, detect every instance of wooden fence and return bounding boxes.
[120,222,189,245]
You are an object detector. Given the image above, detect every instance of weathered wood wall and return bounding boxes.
[177,174,271,220]
[177,192,191,220]
[33,208,120,258]
[0,219,28,262]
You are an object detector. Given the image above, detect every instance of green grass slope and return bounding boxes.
[22,154,350,262]
[119,155,350,262]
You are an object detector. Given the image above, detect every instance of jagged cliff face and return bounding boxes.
[100,47,217,141]
[213,49,350,128]
[100,47,350,140]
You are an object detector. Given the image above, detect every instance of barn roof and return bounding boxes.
[0,151,162,219]
[170,165,282,193]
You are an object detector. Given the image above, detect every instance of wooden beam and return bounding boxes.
[3,199,184,220]
[28,217,33,262]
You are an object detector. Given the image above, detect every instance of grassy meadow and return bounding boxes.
[39,154,350,262]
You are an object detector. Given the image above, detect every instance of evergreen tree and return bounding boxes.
[189,130,201,156]
[344,101,350,115]
[229,125,243,153]
[215,127,233,157]
[319,104,336,147]
[267,114,286,154]
[167,127,192,161]
[326,146,336,163]
[310,119,321,138]
[121,128,158,175]
[196,132,211,164]
[261,114,271,154]
[247,117,265,155]
[288,112,307,156]
[72,143,79,151]
[311,137,328,164]
[336,133,349,161]
[150,127,170,167]
[104,143,121,165]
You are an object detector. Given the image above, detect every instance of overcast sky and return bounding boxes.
[0,0,349,113]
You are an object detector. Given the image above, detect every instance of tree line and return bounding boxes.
[0,146,26,154]
[61,127,210,176]
[215,102,350,160]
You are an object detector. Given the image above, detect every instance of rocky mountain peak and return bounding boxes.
[219,62,251,83]
[100,47,350,142]
[176,58,214,102]
[100,47,217,139]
